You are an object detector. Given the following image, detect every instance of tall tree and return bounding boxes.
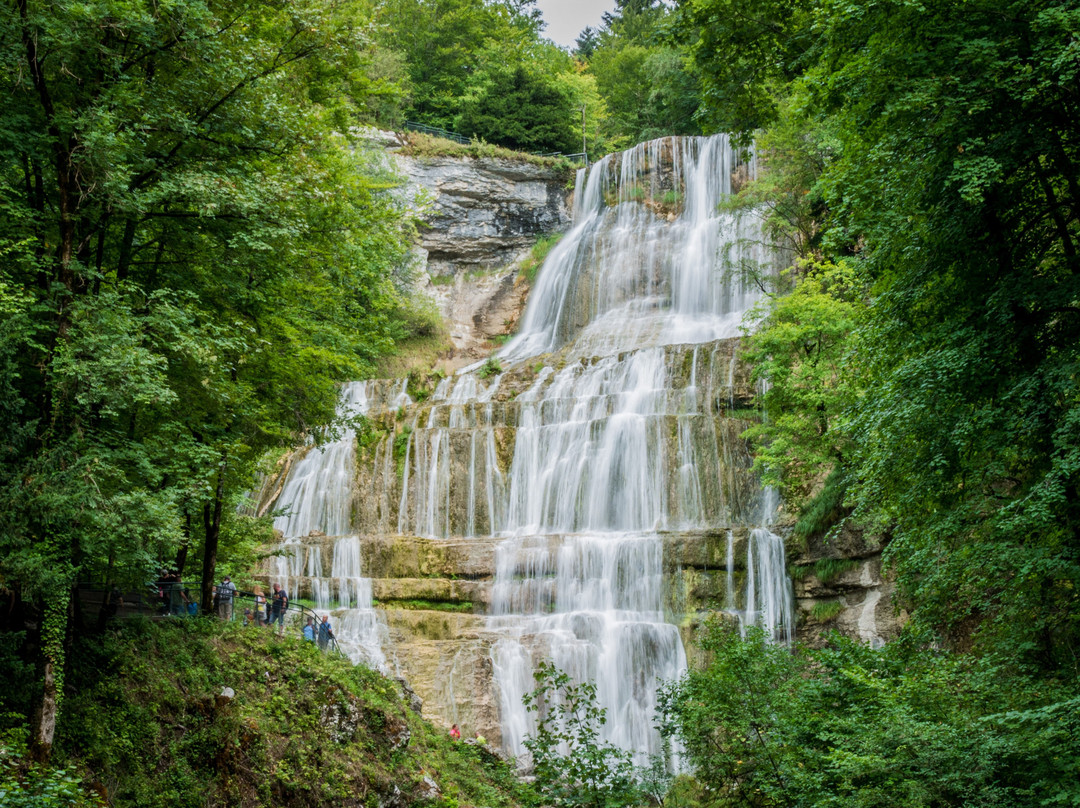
[0,0,413,760]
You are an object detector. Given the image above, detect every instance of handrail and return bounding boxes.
[404,120,470,144]
[403,121,589,165]
[74,581,346,658]
[233,591,347,658]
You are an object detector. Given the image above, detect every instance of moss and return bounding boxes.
[374,599,474,613]
[789,564,811,581]
[393,425,413,477]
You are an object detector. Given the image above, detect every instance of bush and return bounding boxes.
[659,621,1080,808]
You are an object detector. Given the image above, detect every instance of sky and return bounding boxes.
[534,0,617,49]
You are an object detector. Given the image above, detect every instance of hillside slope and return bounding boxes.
[5,618,531,808]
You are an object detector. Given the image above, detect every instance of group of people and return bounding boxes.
[302,614,336,649]
[156,570,197,616]
[237,582,291,635]
[157,573,335,648]
[448,724,486,746]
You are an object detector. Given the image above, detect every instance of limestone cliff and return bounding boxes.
[379,131,573,368]
[257,134,903,755]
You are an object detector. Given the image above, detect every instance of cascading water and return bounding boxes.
[270,382,386,669]
[479,135,790,766]
[264,133,793,766]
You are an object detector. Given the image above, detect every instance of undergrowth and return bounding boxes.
[1,618,533,808]
[793,468,850,544]
[399,133,575,175]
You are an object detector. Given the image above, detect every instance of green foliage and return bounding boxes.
[519,233,564,284]
[809,600,844,622]
[1,721,102,807]
[478,358,503,379]
[701,0,1080,671]
[741,260,866,503]
[813,557,856,584]
[660,622,1080,808]
[792,467,850,543]
[457,66,579,154]
[400,132,575,170]
[0,0,421,749]
[674,0,816,137]
[523,662,641,808]
[393,426,413,476]
[12,618,534,808]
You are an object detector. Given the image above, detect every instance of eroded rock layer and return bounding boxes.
[259,134,901,765]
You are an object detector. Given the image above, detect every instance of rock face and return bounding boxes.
[400,156,570,274]
[258,134,905,764]
[396,153,573,365]
[789,523,905,648]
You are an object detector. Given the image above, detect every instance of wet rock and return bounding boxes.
[318,692,362,744]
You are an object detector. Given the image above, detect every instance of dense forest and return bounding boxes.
[2,0,1079,805]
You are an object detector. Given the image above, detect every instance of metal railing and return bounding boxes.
[403,121,589,165]
[74,581,345,657]
[404,120,470,144]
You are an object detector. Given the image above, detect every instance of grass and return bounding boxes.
[518,232,563,284]
[372,331,454,381]
[793,467,851,543]
[814,557,857,583]
[18,617,534,808]
[478,357,502,379]
[398,132,577,175]
[810,600,845,622]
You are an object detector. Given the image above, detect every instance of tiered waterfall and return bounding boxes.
[264,134,794,765]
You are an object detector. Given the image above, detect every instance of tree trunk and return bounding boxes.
[30,589,71,764]
[200,454,227,614]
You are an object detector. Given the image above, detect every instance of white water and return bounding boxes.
[271,382,386,669]
[501,136,771,362]
[484,135,791,766]
[267,134,793,765]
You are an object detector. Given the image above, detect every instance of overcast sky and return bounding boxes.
[534,0,617,50]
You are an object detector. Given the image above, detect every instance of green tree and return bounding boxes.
[686,0,1080,668]
[372,0,542,130]
[741,259,866,502]
[0,0,414,760]
[523,662,641,808]
[456,65,578,153]
[660,622,1080,808]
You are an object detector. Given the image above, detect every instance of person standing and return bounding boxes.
[303,617,316,642]
[252,585,266,626]
[270,583,289,635]
[216,576,237,621]
[317,614,334,650]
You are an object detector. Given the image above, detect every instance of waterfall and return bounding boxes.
[485,134,791,766]
[270,381,386,669]
[263,133,793,766]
